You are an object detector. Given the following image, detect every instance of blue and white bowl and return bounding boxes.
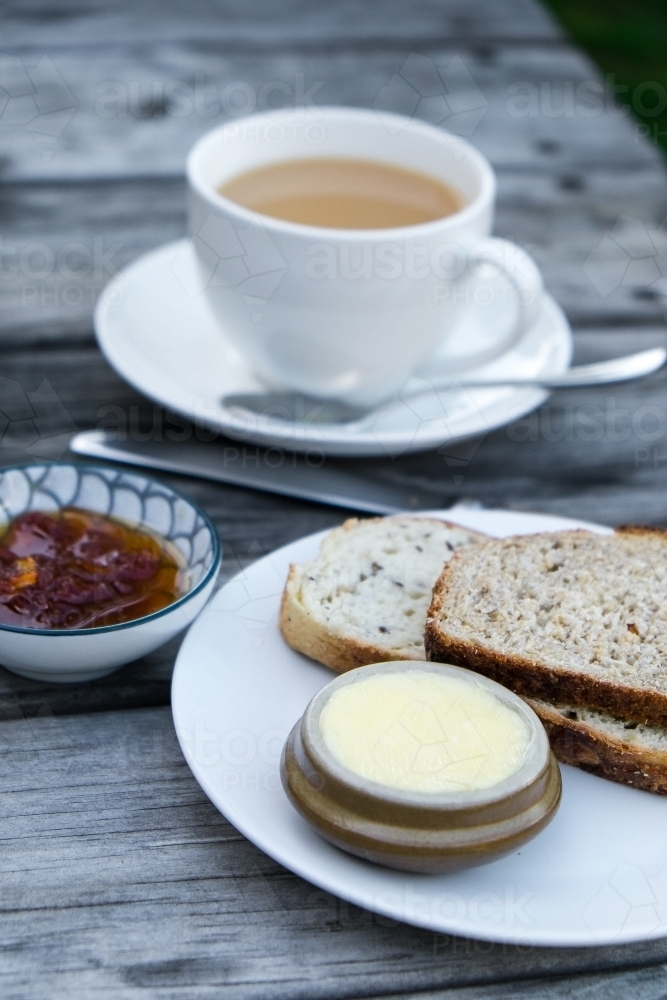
[0,463,221,683]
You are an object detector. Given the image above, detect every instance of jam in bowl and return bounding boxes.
[0,463,221,683]
[0,507,186,631]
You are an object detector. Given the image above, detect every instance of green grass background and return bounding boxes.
[542,0,667,154]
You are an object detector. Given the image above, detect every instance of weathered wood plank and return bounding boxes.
[0,0,562,50]
[312,326,667,525]
[391,328,667,527]
[0,178,184,344]
[0,44,658,183]
[496,171,667,328]
[371,963,667,999]
[4,331,667,529]
[2,34,665,340]
[2,164,667,346]
[1,705,667,1000]
[0,634,175,722]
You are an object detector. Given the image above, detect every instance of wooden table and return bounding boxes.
[2,1,667,995]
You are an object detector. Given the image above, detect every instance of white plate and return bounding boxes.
[172,508,667,948]
[95,239,572,457]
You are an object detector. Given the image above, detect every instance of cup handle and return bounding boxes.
[426,237,544,376]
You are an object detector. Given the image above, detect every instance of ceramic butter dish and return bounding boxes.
[281,661,561,873]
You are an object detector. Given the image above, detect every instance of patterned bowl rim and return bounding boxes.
[0,462,222,636]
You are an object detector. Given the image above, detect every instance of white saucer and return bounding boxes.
[95,239,572,458]
[172,509,667,947]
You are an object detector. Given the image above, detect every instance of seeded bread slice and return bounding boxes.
[528,700,667,795]
[425,526,667,727]
[280,516,485,673]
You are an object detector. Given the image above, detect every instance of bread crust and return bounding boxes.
[279,515,482,674]
[527,700,667,795]
[279,561,413,673]
[425,530,667,727]
[615,523,667,538]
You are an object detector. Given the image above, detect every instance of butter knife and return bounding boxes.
[69,430,450,515]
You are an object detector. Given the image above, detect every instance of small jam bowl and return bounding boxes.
[0,462,221,683]
[281,661,561,873]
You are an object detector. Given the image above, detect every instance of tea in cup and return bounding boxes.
[187,107,543,407]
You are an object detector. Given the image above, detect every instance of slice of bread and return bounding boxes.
[280,516,485,672]
[282,516,667,792]
[425,526,667,727]
[280,517,667,794]
[528,700,667,795]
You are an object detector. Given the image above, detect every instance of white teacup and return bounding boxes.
[187,107,543,407]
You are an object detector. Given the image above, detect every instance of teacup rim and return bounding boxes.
[186,105,496,241]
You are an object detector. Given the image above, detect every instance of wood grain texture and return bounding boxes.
[370,964,667,999]
[4,333,667,533]
[2,167,667,346]
[1,705,666,1000]
[0,179,185,344]
[0,44,659,183]
[1,0,562,49]
[1,30,665,341]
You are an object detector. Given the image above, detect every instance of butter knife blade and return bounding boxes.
[69,431,445,515]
